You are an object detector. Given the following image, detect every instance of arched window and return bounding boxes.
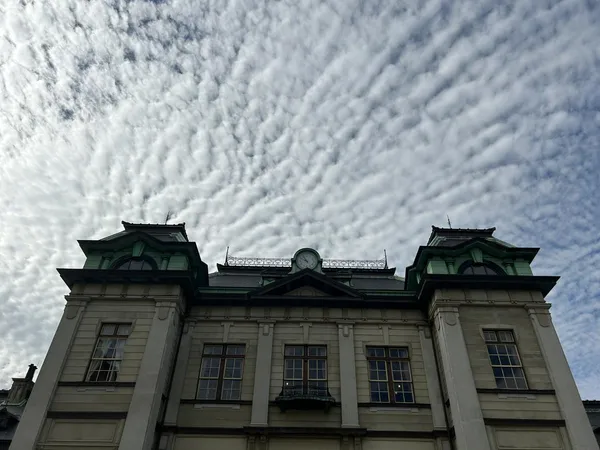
[458,261,504,275]
[113,257,156,271]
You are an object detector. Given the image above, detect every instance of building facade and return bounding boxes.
[0,365,36,450]
[9,222,599,450]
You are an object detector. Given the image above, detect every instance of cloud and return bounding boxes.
[1,0,599,400]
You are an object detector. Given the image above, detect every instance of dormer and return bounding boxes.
[58,221,209,292]
[405,226,549,292]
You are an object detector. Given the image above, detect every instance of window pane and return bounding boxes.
[483,331,497,342]
[391,361,411,381]
[515,377,528,389]
[370,382,389,402]
[221,380,241,400]
[498,331,514,343]
[224,358,243,379]
[285,346,304,357]
[284,359,303,380]
[140,261,153,270]
[101,324,116,336]
[116,324,131,336]
[201,357,221,378]
[369,360,387,381]
[203,345,223,355]
[463,266,475,274]
[308,381,328,395]
[308,346,327,357]
[197,379,218,399]
[226,345,245,356]
[367,347,385,358]
[308,359,326,380]
[495,378,507,389]
[388,348,409,359]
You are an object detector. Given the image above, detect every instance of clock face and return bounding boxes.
[296,251,319,270]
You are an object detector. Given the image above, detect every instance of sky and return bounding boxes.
[0,0,599,399]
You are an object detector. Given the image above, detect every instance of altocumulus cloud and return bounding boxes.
[1,0,599,398]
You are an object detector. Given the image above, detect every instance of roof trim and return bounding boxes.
[122,221,189,241]
[416,274,560,301]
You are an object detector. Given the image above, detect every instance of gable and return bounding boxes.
[285,286,328,297]
[250,270,362,299]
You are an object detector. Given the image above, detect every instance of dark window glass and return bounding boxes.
[283,345,328,396]
[366,347,414,404]
[197,344,245,401]
[86,323,131,382]
[484,330,528,389]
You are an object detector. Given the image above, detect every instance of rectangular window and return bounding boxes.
[283,345,328,396]
[86,323,131,382]
[366,346,414,403]
[484,330,528,389]
[197,344,245,401]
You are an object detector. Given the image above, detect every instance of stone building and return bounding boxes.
[0,364,36,450]
[9,222,599,450]
[584,401,600,447]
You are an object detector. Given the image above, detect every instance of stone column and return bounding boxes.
[10,297,87,450]
[119,300,181,450]
[433,306,491,450]
[163,321,195,426]
[250,321,275,426]
[418,326,451,450]
[529,307,599,450]
[338,323,360,428]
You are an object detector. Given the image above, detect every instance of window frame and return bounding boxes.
[196,344,246,402]
[483,329,528,390]
[85,323,131,382]
[366,346,415,404]
[283,345,328,396]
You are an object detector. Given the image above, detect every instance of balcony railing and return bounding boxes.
[275,383,336,412]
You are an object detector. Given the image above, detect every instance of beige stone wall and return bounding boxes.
[362,438,436,450]
[181,318,259,401]
[176,404,252,428]
[354,323,430,405]
[458,303,553,391]
[358,406,433,431]
[172,436,247,450]
[50,385,134,412]
[60,299,156,383]
[479,393,562,421]
[486,426,567,449]
[37,418,124,449]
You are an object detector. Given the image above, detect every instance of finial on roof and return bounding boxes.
[224,246,230,266]
[447,215,452,228]
[384,249,388,269]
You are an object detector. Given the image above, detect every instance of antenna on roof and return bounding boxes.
[447,215,452,228]
[384,249,388,269]
[164,210,172,225]
[224,246,230,266]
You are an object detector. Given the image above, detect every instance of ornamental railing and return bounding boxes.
[225,255,387,270]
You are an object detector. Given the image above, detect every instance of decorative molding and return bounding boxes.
[300,323,312,343]
[476,388,556,395]
[358,403,431,409]
[180,399,252,405]
[221,321,234,342]
[379,325,390,345]
[46,410,128,420]
[483,418,565,427]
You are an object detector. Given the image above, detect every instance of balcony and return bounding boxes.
[275,383,336,412]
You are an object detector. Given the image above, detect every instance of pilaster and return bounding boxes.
[529,306,599,450]
[163,321,195,426]
[119,299,181,450]
[338,322,360,428]
[250,321,275,426]
[418,325,449,450]
[432,305,491,450]
[10,297,88,450]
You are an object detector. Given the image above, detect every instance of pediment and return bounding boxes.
[251,270,362,298]
[285,286,328,297]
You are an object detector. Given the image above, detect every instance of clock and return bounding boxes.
[295,250,319,270]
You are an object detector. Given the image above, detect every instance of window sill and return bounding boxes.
[180,399,252,408]
[476,388,555,397]
[57,381,135,391]
[358,403,430,413]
